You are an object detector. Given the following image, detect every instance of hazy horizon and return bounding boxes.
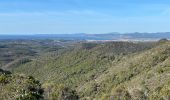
[0,32,170,36]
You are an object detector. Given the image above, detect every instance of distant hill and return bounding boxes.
[0,32,170,41]
[0,40,78,68]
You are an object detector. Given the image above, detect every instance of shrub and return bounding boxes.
[157,68,164,74]
[59,87,79,100]
[131,89,146,100]
[110,86,131,100]
[15,75,43,100]
[43,83,79,100]
[149,84,170,100]
[0,74,8,84]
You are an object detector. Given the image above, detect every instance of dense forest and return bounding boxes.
[0,39,169,100]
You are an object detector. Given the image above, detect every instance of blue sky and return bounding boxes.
[0,0,170,34]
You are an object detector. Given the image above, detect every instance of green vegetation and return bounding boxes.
[0,40,169,100]
[0,69,43,100]
[0,39,79,69]
[42,83,79,100]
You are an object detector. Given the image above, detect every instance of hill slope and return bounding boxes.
[11,41,170,99]
[13,42,155,84]
[78,41,170,99]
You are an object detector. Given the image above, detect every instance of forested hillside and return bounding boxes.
[0,40,169,100]
[0,40,79,70]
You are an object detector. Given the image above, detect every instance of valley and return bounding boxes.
[0,39,169,100]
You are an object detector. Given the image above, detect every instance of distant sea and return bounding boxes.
[0,33,170,41]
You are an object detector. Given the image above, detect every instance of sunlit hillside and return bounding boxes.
[0,40,167,100]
